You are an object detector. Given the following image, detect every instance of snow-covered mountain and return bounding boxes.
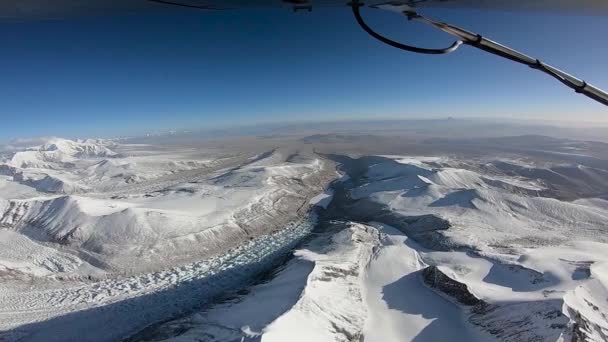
[350,157,608,251]
[0,141,333,275]
[342,156,608,341]
[1,134,608,342]
[5,137,118,169]
[0,137,236,194]
[131,153,608,342]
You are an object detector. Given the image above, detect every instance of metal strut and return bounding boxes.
[349,1,608,107]
[146,0,223,10]
[348,1,462,54]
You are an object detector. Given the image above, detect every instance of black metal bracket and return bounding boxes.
[347,1,462,55]
[349,2,608,107]
[146,0,223,10]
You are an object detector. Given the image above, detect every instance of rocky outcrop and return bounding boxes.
[422,266,485,307]
[562,278,608,342]
[470,300,568,342]
[422,266,569,341]
[0,164,18,176]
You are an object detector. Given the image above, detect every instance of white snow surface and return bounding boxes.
[262,224,378,342]
[2,148,608,341]
[150,223,494,342]
[355,156,608,249]
[0,140,331,274]
[363,223,490,342]
[262,223,492,342]
[5,137,118,169]
[0,138,336,341]
[355,155,608,341]
[154,155,608,342]
[0,218,318,341]
[308,189,334,209]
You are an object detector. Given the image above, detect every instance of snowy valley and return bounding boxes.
[1,132,608,341]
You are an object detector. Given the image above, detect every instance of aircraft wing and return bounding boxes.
[1,0,607,21]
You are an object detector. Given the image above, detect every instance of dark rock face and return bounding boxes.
[564,301,608,342]
[422,266,484,307]
[470,300,568,342]
[0,164,18,176]
[422,266,569,341]
[344,198,454,251]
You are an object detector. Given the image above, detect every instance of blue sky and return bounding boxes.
[1,6,607,140]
